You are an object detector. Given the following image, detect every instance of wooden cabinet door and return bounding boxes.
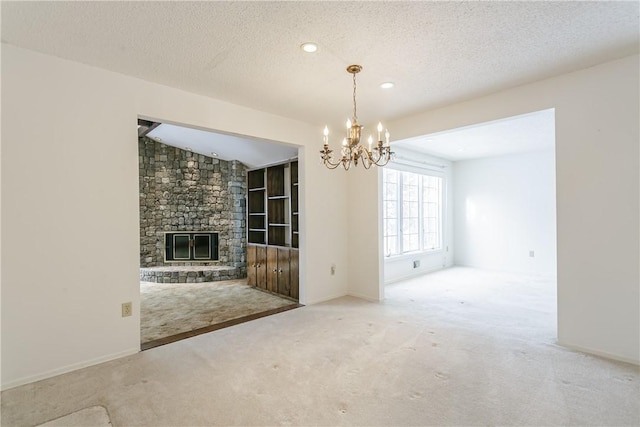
[277,247,291,296]
[266,246,278,293]
[247,244,257,287]
[289,249,299,300]
[256,245,267,290]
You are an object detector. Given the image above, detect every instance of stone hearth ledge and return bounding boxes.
[140,266,239,283]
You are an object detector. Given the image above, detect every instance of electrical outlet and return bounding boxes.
[330,264,336,275]
[529,250,535,258]
[122,302,132,317]
[413,260,420,269]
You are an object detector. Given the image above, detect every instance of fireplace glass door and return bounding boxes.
[165,232,218,262]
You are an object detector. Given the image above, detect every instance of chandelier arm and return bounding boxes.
[323,158,344,169]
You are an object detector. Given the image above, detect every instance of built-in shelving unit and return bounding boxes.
[290,161,299,248]
[247,169,267,244]
[247,160,299,300]
[247,161,299,248]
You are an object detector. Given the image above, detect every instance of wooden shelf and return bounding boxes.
[248,160,298,248]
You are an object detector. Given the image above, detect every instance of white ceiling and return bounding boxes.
[2,1,638,137]
[146,124,298,169]
[1,1,639,133]
[396,108,555,161]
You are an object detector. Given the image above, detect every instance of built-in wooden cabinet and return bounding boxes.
[247,244,267,288]
[247,244,298,299]
[289,248,299,300]
[247,160,299,300]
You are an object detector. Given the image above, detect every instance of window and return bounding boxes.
[383,168,442,256]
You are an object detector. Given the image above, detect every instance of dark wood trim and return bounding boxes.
[140,303,303,351]
[138,119,161,138]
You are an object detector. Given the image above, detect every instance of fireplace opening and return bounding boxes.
[164,232,219,262]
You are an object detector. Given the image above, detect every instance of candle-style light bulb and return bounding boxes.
[342,138,347,146]
[385,129,390,145]
[346,119,351,129]
[323,126,329,145]
[368,135,373,151]
[377,122,383,141]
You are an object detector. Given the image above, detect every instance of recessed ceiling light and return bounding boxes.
[380,82,395,89]
[211,152,219,157]
[300,42,318,53]
[185,147,192,152]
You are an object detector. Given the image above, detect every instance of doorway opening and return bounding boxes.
[382,108,558,339]
[137,118,302,349]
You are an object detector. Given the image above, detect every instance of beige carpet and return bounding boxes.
[141,279,294,343]
[36,406,112,427]
[2,267,639,426]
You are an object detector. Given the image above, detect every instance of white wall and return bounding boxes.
[379,55,639,364]
[346,166,383,301]
[454,149,557,274]
[1,44,350,389]
[383,150,454,284]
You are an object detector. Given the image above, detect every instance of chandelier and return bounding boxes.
[320,65,393,170]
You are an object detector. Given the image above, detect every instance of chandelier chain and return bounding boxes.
[352,72,358,122]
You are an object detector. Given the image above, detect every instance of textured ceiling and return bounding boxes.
[2,1,638,135]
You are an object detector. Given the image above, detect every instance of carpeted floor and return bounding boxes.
[141,279,295,343]
[35,406,112,427]
[2,267,639,426]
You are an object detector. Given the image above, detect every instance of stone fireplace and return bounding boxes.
[138,136,247,282]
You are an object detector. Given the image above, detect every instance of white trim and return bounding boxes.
[384,249,443,262]
[383,265,447,285]
[392,155,448,173]
[1,347,140,391]
[556,341,640,366]
[347,291,381,303]
[304,292,348,305]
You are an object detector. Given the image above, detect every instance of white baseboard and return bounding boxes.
[1,347,140,391]
[347,291,381,302]
[304,292,348,305]
[556,341,639,366]
[384,265,448,285]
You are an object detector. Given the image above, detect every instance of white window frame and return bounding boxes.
[383,166,444,257]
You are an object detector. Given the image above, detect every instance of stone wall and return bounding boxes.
[138,137,246,277]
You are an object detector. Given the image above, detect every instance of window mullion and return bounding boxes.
[418,176,423,252]
[397,173,403,254]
